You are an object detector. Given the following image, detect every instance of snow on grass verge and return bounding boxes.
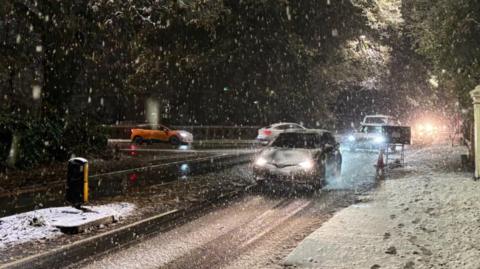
[0,202,135,249]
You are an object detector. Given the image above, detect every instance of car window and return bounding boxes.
[275,124,290,130]
[159,126,169,131]
[271,133,320,148]
[290,124,304,129]
[365,117,391,124]
[366,126,383,133]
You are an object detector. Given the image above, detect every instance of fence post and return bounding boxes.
[470,85,480,180]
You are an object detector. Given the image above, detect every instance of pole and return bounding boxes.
[469,85,480,180]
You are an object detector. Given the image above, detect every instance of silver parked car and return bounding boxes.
[253,130,342,189]
[256,122,306,144]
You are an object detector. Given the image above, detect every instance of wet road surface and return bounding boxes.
[74,151,379,269]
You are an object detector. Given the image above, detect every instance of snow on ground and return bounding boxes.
[285,144,480,268]
[0,202,135,249]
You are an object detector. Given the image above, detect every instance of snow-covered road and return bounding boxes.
[72,151,379,269]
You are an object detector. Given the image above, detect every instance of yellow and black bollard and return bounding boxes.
[83,161,89,203]
[66,157,89,208]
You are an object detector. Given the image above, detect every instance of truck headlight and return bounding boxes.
[299,159,314,170]
[254,157,267,167]
[373,136,386,144]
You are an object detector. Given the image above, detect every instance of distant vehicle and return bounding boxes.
[256,122,306,143]
[253,130,342,189]
[362,115,397,125]
[344,115,398,151]
[130,124,193,145]
[344,125,387,151]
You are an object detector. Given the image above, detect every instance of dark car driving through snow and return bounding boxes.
[253,130,342,189]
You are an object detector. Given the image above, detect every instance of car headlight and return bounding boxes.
[299,159,314,170]
[179,132,189,138]
[373,136,386,144]
[347,135,355,142]
[254,157,268,167]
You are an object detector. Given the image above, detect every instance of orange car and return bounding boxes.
[130,124,193,145]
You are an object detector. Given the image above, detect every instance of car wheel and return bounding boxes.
[169,136,180,146]
[133,136,144,145]
[313,178,324,190]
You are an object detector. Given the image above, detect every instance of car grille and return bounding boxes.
[270,163,295,168]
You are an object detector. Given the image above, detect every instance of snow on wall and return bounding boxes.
[0,203,135,249]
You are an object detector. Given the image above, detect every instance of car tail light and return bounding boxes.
[130,144,137,156]
[263,129,272,136]
[129,173,138,183]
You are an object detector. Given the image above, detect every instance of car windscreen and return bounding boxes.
[271,133,320,149]
[365,117,389,124]
[362,126,383,134]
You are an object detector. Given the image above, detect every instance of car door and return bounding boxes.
[271,124,290,137]
[366,126,383,140]
[136,125,154,140]
[153,125,170,142]
[320,132,340,166]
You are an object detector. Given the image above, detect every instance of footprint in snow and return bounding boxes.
[383,232,391,240]
[404,261,415,269]
[385,246,397,255]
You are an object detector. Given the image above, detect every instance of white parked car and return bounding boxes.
[256,122,306,143]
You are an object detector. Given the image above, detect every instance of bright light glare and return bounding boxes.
[299,159,314,170]
[373,136,386,144]
[254,157,267,167]
[424,123,434,132]
[180,163,189,172]
[179,145,189,150]
[416,122,437,134]
[347,135,355,142]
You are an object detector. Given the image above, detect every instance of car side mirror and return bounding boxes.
[323,143,333,150]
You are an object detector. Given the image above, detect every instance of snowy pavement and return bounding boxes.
[284,144,479,268]
[0,203,135,249]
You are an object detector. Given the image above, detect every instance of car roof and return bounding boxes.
[364,114,393,118]
[270,122,303,127]
[361,123,387,127]
[280,129,329,135]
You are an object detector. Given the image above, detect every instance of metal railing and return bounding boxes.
[104,124,261,140]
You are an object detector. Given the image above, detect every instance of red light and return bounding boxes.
[129,173,138,182]
[263,130,272,136]
[130,144,137,156]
